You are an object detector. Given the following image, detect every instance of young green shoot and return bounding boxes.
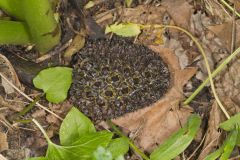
[106,22,231,119]
[0,20,30,45]
[0,0,61,53]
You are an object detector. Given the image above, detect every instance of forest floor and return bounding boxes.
[0,0,240,160]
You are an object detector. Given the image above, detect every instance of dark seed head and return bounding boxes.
[69,37,170,122]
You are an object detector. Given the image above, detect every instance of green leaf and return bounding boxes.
[107,138,129,158]
[33,67,72,103]
[150,114,201,160]
[220,129,238,160]
[105,23,141,37]
[237,132,240,146]
[205,129,238,160]
[84,1,95,9]
[0,20,30,45]
[115,155,124,160]
[93,146,113,160]
[60,107,96,146]
[46,131,113,160]
[22,0,61,52]
[26,157,47,160]
[220,112,240,131]
[204,146,223,160]
[125,0,133,7]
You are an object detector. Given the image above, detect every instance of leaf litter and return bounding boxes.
[1,0,240,159]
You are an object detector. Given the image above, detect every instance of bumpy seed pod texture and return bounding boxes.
[70,37,170,122]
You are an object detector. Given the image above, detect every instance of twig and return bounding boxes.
[184,46,240,106]
[231,3,236,53]
[32,119,51,142]
[229,155,240,160]
[186,133,206,160]
[0,119,13,129]
[142,24,230,119]
[0,154,8,160]
[220,0,240,18]
[0,72,63,120]
[215,0,232,18]
[36,40,71,63]
[199,134,220,158]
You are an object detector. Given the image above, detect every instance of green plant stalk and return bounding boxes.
[17,94,43,117]
[32,119,51,143]
[141,24,230,119]
[220,0,240,18]
[184,46,240,105]
[0,0,24,20]
[107,120,150,160]
[15,119,32,124]
[22,0,61,53]
[0,20,30,45]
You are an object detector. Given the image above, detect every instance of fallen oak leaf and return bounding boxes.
[150,114,201,160]
[161,0,193,30]
[113,47,197,151]
[207,20,240,51]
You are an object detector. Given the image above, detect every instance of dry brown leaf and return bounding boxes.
[198,101,223,160]
[0,53,21,94]
[113,47,197,151]
[204,0,231,22]
[96,5,167,25]
[0,154,7,160]
[64,32,86,63]
[228,0,240,14]
[161,0,193,29]
[0,53,25,112]
[0,131,8,152]
[215,56,240,115]
[207,20,240,51]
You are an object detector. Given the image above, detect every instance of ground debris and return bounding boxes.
[198,102,223,159]
[0,131,8,152]
[113,47,197,151]
[70,37,170,122]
